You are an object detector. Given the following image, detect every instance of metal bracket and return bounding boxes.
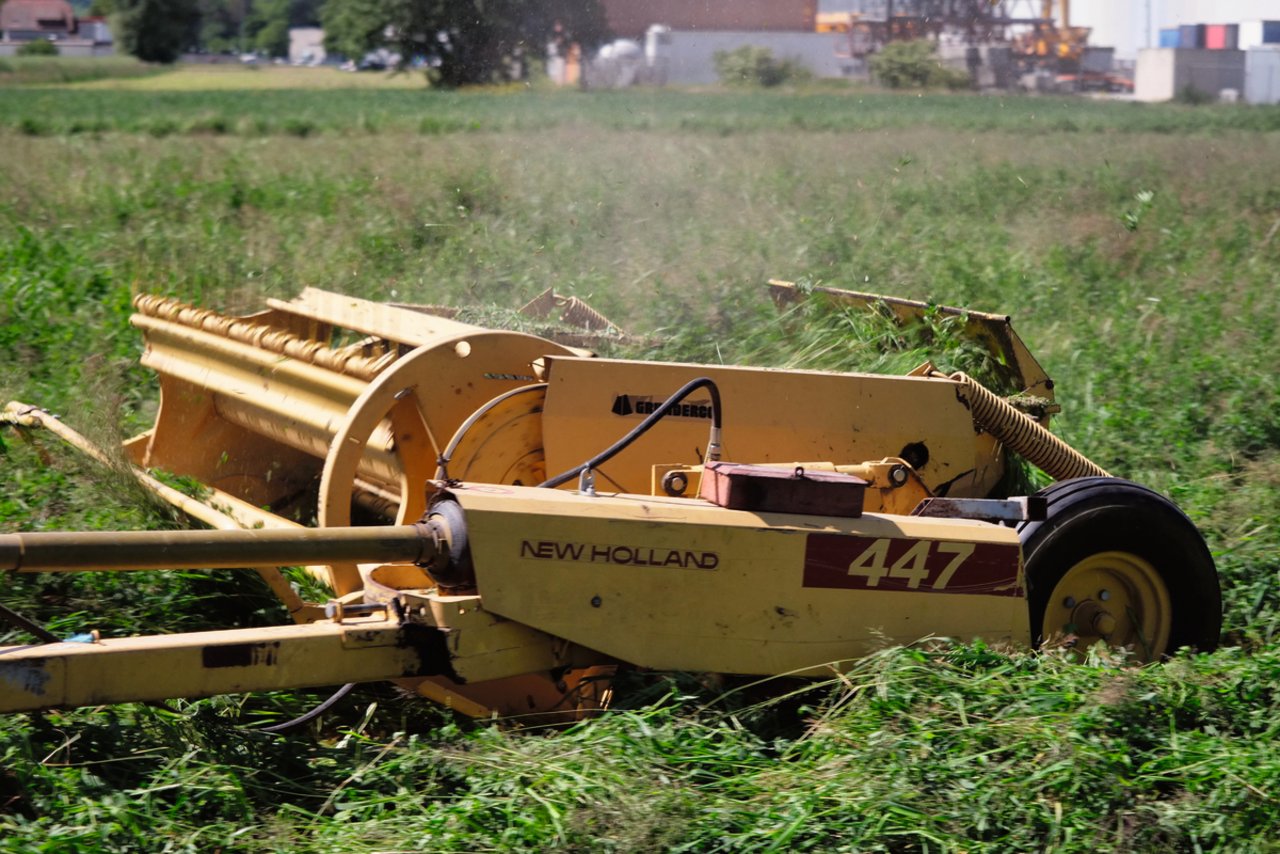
[910,495,1047,523]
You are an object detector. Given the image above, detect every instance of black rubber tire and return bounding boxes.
[1016,477,1221,656]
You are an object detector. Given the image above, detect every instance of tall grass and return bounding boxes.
[1,88,1279,851]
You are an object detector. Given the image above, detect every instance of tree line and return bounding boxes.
[100,0,608,84]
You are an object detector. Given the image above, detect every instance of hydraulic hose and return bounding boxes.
[538,377,722,489]
[256,682,358,734]
[940,371,1111,481]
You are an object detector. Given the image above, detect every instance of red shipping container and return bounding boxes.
[1206,24,1228,49]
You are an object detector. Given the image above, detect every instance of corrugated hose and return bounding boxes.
[936,371,1111,481]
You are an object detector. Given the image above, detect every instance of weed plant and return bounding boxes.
[1,86,1278,851]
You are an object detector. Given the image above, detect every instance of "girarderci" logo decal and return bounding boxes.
[611,394,714,420]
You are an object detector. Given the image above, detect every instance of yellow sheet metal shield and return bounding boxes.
[539,356,1005,499]
[450,485,1030,676]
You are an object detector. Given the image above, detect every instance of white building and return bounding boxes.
[288,27,326,65]
[1066,0,1278,59]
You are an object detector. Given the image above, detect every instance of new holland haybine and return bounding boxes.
[0,283,1221,719]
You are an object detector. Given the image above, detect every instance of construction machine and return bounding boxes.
[1009,0,1092,73]
[0,284,1221,719]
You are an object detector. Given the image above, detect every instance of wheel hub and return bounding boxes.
[1041,550,1172,661]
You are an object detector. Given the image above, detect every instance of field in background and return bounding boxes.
[7,78,1280,136]
[1,82,1279,851]
[0,55,160,87]
[72,63,430,91]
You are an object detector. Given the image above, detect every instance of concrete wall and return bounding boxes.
[1245,46,1280,103]
[1135,47,1246,100]
[0,39,112,56]
[1135,47,1177,99]
[659,31,858,85]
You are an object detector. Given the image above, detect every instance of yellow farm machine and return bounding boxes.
[0,283,1221,719]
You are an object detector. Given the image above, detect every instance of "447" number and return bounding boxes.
[847,539,976,590]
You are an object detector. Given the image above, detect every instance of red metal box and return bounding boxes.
[699,462,866,518]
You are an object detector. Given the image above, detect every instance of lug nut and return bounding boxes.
[1063,596,1076,608]
[1099,590,1111,601]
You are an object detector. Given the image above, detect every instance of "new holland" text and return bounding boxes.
[520,540,719,570]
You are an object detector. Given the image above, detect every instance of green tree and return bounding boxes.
[196,0,241,53]
[288,0,322,26]
[114,0,200,63]
[320,0,608,86]
[193,0,308,57]
[249,0,290,56]
[318,0,384,60]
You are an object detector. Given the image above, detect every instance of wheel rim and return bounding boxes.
[1040,551,1173,661]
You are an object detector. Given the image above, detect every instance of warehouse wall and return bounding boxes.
[1245,47,1280,103]
[659,31,855,85]
[1135,48,1246,101]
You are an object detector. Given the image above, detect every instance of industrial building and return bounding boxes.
[590,1,1127,91]
[601,0,818,39]
[1134,13,1279,102]
[0,0,113,57]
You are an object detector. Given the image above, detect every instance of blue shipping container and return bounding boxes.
[1179,24,1201,48]
[1159,28,1180,47]
[1264,20,1280,43]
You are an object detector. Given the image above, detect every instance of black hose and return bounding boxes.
[538,377,723,490]
[257,682,358,734]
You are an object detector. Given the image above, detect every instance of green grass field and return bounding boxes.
[0,55,160,87]
[72,63,430,91]
[1,65,1279,851]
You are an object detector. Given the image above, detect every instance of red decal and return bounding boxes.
[803,534,1022,596]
